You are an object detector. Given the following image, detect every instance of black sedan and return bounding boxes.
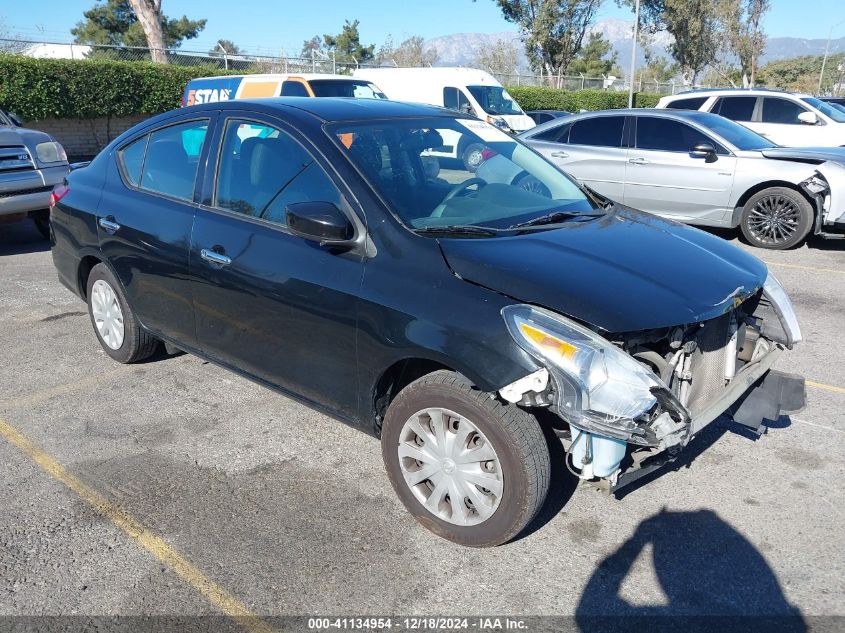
[50,98,804,546]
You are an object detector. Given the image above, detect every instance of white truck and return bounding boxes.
[353,67,535,170]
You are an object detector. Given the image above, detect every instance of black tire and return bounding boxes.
[461,142,485,172]
[86,263,159,363]
[739,187,813,250]
[381,370,550,547]
[31,210,50,240]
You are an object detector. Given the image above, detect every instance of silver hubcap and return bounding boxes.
[747,195,800,245]
[398,407,503,526]
[91,279,125,350]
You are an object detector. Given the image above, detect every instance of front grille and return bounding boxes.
[686,313,732,415]
[0,185,53,199]
[0,146,35,172]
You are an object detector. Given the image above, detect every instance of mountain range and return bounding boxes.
[423,18,845,72]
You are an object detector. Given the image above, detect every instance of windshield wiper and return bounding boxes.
[413,225,504,237]
[508,210,602,229]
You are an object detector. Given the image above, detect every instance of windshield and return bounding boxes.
[689,111,777,150]
[802,97,845,123]
[309,80,386,99]
[329,116,600,235]
[466,85,524,116]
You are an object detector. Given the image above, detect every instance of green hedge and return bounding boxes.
[506,86,663,112]
[0,55,240,121]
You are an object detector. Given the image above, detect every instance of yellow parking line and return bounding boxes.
[806,380,845,395]
[0,417,275,633]
[763,261,845,275]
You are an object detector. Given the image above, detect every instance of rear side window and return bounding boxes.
[569,116,625,147]
[665,96,708,110]
[761,97,807,124]
[533,122,572,143]
[635,117,726,154]
[118,135,148,186]
[281,81,310,97]
[215,119,340,226]
[139,120,208,201]
[712,96,757,122]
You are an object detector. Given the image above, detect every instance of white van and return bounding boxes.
[352,67,535,170]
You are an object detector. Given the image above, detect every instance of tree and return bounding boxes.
[758,53,845,93]
[488,0,602,78]
[323,19,375,64]
[623,0,717,84]
[637,55,678,83]
[376,35,438,67]
[300,35,324,59]
[472,39,521,74]
[567,32,621,76]
[208,39,242,57]
[72,0,205,63]
[715,0,769,86]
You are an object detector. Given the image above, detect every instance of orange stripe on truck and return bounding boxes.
[239,81,281,98]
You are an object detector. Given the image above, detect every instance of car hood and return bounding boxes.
[438,208,768,333]
[761,146,845,164]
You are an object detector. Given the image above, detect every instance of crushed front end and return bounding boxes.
[498,272,806,493]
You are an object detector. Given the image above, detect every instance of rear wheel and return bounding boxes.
[86,263,159,363]
[461,142,485,172]
[381,370,550,547]
[740,187,813,250]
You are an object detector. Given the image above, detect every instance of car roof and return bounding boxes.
[188,97,458,122]
[666,88,811,99]
[187,73,368,83]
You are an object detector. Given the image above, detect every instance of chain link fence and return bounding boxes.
[0,38,696,93]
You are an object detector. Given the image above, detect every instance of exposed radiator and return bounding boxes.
[686,313,732,416]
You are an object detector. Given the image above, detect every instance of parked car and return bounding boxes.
[656,88,845,147]
[182,73,386,107]
[516,108,845,249]
[50,98,804,547]
[820,96,845,108]
[0,108,69,238]
[527,110,571,125]
[353,67,535,170]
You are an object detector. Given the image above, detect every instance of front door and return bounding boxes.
[623,116,736,225]
[189,115,365,416]
[754,96,825,147]
[96,116,213,346]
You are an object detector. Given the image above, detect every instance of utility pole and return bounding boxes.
[627,0,640,108]
[819,19,845,94]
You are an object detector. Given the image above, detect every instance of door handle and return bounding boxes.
[550,151,569,158]
[200,248,232,267]
[628,157,650,165]
[98,217,121,233]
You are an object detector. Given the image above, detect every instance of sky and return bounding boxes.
[3,0,845,55]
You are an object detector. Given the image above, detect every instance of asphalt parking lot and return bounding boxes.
[0,220,843,631]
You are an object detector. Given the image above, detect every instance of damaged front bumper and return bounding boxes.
[801,164,845,239]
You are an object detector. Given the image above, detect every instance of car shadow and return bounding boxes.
[575,508,806,633]
[0,220,50,255]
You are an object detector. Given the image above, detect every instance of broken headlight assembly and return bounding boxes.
[502,304,670,442]
[762,271,802,348]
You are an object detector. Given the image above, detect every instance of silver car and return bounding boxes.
[509,108,845,249]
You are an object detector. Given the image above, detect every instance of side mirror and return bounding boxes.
[460,102,474,116]
[798,111,818,125]
[8,112,22,127]
[690,142,717,162]
[286,201,354,246]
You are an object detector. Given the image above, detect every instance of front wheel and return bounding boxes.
[381,371,550,547]
[461,142,485,172]
[739,187,813,250]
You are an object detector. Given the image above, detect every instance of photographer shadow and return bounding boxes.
[575,508,806,633]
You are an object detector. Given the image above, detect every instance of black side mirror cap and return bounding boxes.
[690,142,717,162]
[286,201,354,246]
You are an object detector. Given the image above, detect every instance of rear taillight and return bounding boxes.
[481,149,498,161]
[50,184,70,207]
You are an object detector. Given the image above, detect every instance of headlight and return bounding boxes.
[502,305,666,438]
[763,271,802,347]
[487,116,511,132]
[35,141,67,164]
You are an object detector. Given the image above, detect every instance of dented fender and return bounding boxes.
[810,161,845,225]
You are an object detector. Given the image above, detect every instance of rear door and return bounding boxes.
[189,112,365,416]
[623,115,736,225]
[528,114,628,202]
[709,95,761,134]
[97,114,214,347]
